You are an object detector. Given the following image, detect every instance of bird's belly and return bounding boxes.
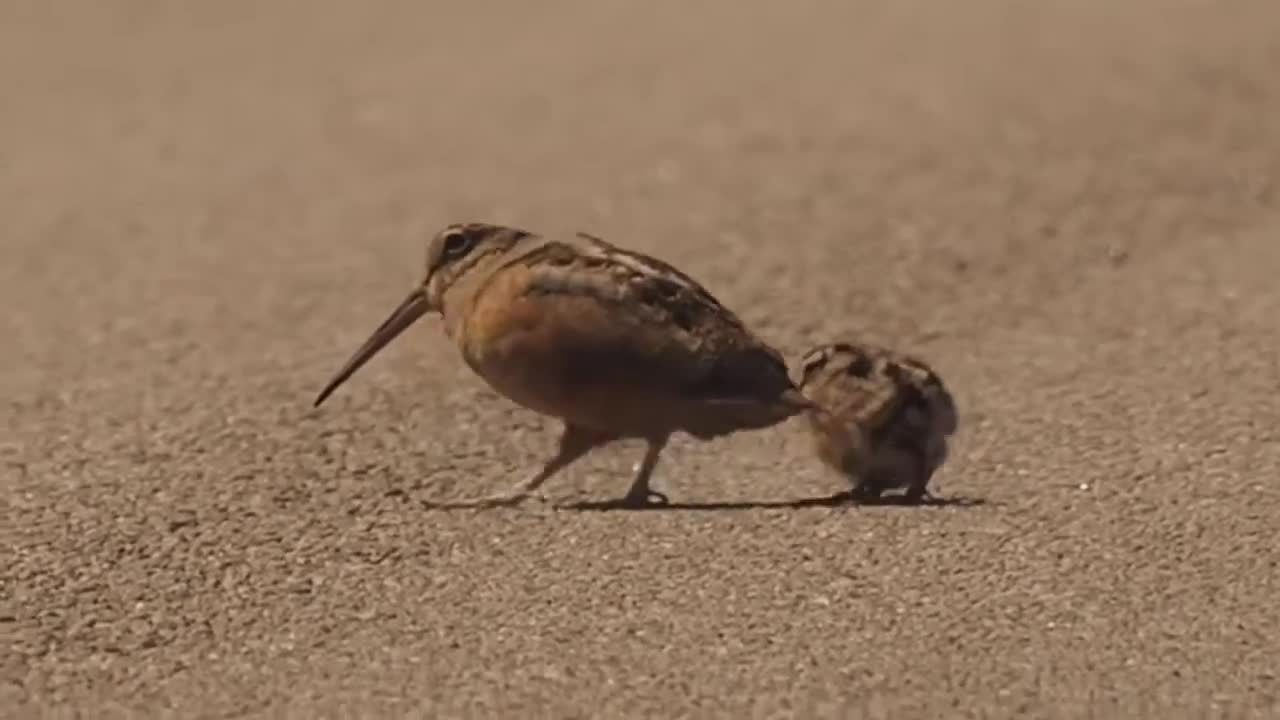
[456,289,798,439]
[458,307,645,434]
[468,349,667,436]
[470,351,575,420]
[470,333,726,439]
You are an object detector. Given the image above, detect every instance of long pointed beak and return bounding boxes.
[313,288,430,407]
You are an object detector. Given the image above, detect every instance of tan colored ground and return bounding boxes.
[5,1,1280,717]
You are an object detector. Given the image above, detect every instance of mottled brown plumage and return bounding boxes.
[315,223,814,508]
[796,341,958,503]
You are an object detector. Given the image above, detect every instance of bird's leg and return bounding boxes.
[904,443,947,504]
[616,434,671,508]
[429,424,613,508]
[901,466,936,505]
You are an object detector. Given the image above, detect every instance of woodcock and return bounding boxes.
[314,223,818,509]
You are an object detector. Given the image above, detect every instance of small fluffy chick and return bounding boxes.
[796,342,958,503]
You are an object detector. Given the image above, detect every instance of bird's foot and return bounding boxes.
[620,488,670,508]
[901,486,936,505]
[569,488,669,510]
[848,482,883,504]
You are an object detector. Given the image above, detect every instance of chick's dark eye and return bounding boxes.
[845,354,874,378]
[441,232,472,258]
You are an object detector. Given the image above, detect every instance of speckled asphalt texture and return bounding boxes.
[5,2,1280,717]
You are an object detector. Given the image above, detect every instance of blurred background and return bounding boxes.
[5,1,1280,717]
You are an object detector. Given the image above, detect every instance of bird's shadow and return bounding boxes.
[560,491,988,512]
[418,491,988,513]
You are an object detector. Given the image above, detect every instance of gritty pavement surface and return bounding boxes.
[5,1,1280,717]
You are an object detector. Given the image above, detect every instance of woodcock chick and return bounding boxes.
[795,341,958,503]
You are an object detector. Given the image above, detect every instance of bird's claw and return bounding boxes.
[616,489,669,508]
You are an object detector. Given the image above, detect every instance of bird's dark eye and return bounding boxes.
[441,231,473,259]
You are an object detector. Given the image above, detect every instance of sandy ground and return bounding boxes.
[5,1,1280,717]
